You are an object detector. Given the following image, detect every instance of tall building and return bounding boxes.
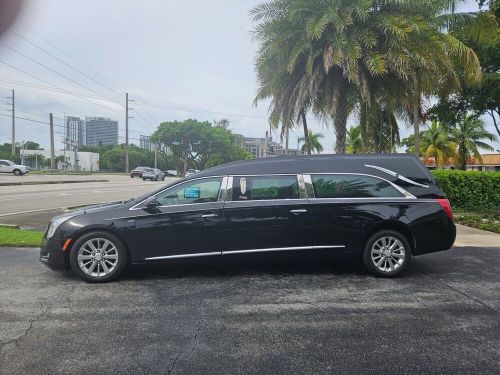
[140,135,152,151]
[85,117,118,147]
[65,116,86,149]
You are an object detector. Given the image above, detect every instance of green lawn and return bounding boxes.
[0,227,44,247]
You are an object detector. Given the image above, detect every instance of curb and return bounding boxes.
[0,179,109,186]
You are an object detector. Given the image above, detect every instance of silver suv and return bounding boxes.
[0,159,28,175]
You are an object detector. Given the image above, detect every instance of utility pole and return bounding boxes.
[125,92,129,173]
[7,89,15,156]
[49,113,55,170]
[154,143,157,169]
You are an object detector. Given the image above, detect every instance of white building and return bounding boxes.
[20,149,100,172]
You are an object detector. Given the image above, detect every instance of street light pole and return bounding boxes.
[125,92,129,173]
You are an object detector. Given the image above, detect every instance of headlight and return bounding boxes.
[46,216,73,239]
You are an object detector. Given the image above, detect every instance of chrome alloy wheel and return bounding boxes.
[370,236,406,273]
[77,238,119,277]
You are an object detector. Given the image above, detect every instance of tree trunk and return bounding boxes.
[413,101,420,157]
[300,110,311,155]
[285,126,289,155]
[489,109,500,137]
[334,93,348,154]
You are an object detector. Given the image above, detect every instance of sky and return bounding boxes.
[0,0,498,153]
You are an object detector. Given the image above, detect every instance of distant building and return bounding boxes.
[85,117,118,147]
[233,132,302,158]
[421,154,500,171]
[65,116,86,149]
[140,135,152,151]
[21,149,100,171]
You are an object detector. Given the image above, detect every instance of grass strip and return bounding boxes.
[0,227,44,247]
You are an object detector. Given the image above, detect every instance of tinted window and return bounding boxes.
[311,174,403,198]
[232,175,299,201]
[156,177,222,206]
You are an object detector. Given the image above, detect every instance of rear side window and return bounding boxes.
[311,174,403,198]
[232,175,299,201]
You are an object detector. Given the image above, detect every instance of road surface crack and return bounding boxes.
[0,304,50,351]
[167,317,204,375]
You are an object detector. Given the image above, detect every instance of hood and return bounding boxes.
[50,200,129,222]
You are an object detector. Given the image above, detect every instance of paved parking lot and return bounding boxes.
[1,245,499,374]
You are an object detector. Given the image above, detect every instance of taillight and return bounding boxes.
[436,198,454,223]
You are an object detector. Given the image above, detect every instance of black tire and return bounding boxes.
[69,231,128,283]
[143,178,146,181]
[13,169,22,176]
[130,175,134,178]
[162,176,165,181]
[362,229,411,278]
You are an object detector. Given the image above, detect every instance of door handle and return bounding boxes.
[290,209,307,213]
[201,213,217,218]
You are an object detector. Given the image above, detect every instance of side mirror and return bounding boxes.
[144,196,159,212]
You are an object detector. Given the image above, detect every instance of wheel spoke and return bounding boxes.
[103,254,118,260]
[101,261,110,274]
[86,261,97,275]
[78,255,93,260]
[391,253,405,259]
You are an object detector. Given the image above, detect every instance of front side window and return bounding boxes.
[155,177,222,206]
[311,174,403,198]
[231,175,299,201]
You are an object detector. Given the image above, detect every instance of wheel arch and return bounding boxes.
[64,226,132,266]
[363,221,416,255]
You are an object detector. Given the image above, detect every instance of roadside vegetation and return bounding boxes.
[0,227,43,247]
[454,212,500,234]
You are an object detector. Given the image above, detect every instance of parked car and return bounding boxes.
[40,154,456,282]
[0,159,28,175]
[164,169,178,177]
[130,166,149,178]
[142,168,165,181]
[185,168,200,177]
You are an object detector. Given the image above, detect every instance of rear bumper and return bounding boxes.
[413,222,456,256]
[40,237,68,270]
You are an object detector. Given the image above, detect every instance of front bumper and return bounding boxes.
[40,236,68,270]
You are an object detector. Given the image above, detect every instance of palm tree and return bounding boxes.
[420,119,456,168]
[251,0,482,155]
[298,130,323,154]
[448,114,497,170]
[346,126,363,154]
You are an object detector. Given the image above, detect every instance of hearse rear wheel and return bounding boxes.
[363,230,411,277]
[69,231,128,283]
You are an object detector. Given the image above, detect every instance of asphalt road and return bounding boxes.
[0,175,177,227]
[1,245,499,374]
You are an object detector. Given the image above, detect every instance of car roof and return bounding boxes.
[190,154,441,198]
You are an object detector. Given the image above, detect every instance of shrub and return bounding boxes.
[431,170,500,212]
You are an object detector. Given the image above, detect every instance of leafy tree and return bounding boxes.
[298,131,323,154]
[251,0,483,155]
[430,1,500,135]
[346,126,363,154]
[448,114,497,170]
[150,119,250,175]
[420,120,456,168]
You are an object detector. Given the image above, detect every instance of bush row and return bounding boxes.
[431,170,500,212]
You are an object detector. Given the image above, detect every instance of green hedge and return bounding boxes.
[431,170,500,212]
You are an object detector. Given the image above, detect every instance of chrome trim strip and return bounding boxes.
[145,252,221,261]
[144,245,346,261]
[364,164,429,188]
[297,174,307,199]
[306,172,416,199]
[221,245,345,255]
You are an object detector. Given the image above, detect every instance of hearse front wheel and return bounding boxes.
[363,230,411,277]
[69,231,128,283]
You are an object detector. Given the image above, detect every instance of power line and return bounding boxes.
[20,25,125,97]
[12,31,124,98]
[0,60,124,115]
[0,41,123,106]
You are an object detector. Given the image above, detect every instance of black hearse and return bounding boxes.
[40,155,456,282]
